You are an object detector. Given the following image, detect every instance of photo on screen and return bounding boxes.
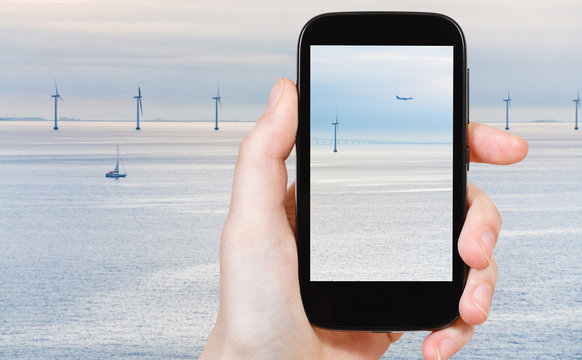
[310,45,454,282]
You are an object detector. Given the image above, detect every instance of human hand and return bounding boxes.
[200,78,528,359]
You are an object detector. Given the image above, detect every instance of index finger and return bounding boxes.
[469,122,528,165]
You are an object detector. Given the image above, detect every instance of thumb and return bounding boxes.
[226,78,297,234]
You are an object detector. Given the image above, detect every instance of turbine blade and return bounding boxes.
[138,87,141,96]
[139,99,143,115]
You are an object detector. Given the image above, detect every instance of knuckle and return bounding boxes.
[238,134,253,155]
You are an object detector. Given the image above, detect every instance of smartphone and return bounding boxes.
[296,12,468,331]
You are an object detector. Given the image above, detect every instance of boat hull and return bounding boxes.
[106,173,126,178]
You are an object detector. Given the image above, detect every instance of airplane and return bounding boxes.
[396,95,414,100]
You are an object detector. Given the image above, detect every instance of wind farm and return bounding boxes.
[51,82,62,130]
[33,82,240,129]
[504,90,512,130]
[17,81,579,135]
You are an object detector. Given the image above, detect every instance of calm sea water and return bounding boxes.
[311,144,452,282]
[0,121,580,359]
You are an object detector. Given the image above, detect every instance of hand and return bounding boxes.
[200,78,528,359]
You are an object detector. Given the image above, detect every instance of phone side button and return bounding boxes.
[467,68,470,124]
[466,146,470,171]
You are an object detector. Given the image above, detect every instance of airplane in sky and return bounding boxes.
[396,95,414,101]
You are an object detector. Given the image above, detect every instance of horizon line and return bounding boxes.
[0,118,256,123]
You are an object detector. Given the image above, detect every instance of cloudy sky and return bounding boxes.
[1,0,580,121]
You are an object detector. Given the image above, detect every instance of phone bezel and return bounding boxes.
[296,12,468,331]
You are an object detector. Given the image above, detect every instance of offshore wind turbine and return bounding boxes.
[332,112,339,153]
[134,87,143,130]
[212,84,222,130]
[573,90,580,130]
[503,90,512,130]
[51,82,62,130]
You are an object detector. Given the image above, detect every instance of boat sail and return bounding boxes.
[105,145,127,178]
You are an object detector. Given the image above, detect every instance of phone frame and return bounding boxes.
[296,12,468,331]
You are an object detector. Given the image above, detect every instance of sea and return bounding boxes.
[0,120,580,359]
[311,143,453,282]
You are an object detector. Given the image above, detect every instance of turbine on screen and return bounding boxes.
[134,87,143,131]
[573,90,580,131]
[212,84,222,131]
[332,112,340,153]
[51,81,62,131]
[503,90,512,130]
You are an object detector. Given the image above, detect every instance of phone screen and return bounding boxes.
[310,45,454,282]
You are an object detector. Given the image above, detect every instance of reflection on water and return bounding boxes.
[0,121,580,359]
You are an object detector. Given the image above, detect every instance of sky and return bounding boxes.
[0,0,581,121]
[311,46,453,141]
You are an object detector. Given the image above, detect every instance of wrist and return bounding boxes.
[199,323,231,360]
[199,321,250,360]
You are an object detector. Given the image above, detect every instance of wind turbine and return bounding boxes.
[134,87,143,130]
[51,81,62,130]
[503,90,512,130]
[212,84,222,130]
[332,112,339,153]
[573,90,580,131]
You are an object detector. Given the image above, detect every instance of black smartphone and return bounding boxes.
[296,12,468,331]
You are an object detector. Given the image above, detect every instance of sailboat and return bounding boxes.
[105,145,127,178]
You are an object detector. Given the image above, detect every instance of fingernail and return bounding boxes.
[265,78,283,113]
[438,338,456,360]
[480,231,496,266]
[472,284,492,317]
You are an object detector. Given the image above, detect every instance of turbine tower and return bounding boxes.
[134,87,143,130]
[212,84,222,130]
[503,90,512,130]
[332,113,339,153]
[573,90,580,131]
[51,82,62,130]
